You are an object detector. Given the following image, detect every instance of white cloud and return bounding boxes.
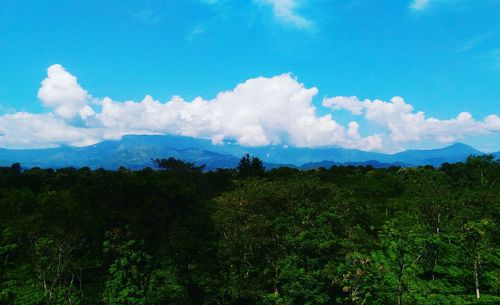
[323,96,500,144]
[37,64,91,120]
[410,0,431,11]
[484,114,500,130]
[257,0,311,28]
[0,112,100,149]
[323,96,365,115]
[1,64,498,152]
[94,74,381,150]
[0,65,382,150]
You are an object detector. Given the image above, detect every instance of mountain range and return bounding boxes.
[0,135,497,170]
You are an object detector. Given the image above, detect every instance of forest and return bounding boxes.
[0,154,498,305]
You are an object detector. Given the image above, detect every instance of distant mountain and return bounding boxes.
[0,134,492,170]
[382,143,484,166]
[0,135,240,170]
[213,141,486,167]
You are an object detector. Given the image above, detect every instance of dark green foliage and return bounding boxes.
[0,156,498,304]
[153,157,206,173]
[237,154,265,178]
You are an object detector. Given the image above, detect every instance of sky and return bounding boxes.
[0,0,499,152]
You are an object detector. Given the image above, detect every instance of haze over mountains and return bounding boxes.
[0,135,496,170]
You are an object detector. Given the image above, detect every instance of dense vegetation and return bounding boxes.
[0,155,498,304]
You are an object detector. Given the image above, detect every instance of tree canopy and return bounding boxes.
[0,156,498,304]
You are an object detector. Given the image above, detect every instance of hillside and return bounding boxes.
[0,135,492,169]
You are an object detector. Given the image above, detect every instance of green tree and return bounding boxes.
[153,157,205,173]
[336,252,386,305]
[237,154,265,178]
[461,219,496,300]
[102,229,152,305]
[378,214,426,305]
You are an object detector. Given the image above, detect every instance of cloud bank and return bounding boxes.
[323,96,500,145]
[0,64,498,151]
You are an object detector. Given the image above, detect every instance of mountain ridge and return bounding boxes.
[0,134,494,170]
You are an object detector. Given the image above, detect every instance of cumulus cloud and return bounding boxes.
[37,64,91,119]
[1,64,498,152]
[258,0,311,28]
[0,112,101,149]
[484,114,500,130]
[94,74,381,150]
[323,96,500,144]
[0,65,381,151]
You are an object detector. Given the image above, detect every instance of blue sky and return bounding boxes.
[0,0,499,152]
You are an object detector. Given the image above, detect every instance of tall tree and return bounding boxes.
[237,154,265,178]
